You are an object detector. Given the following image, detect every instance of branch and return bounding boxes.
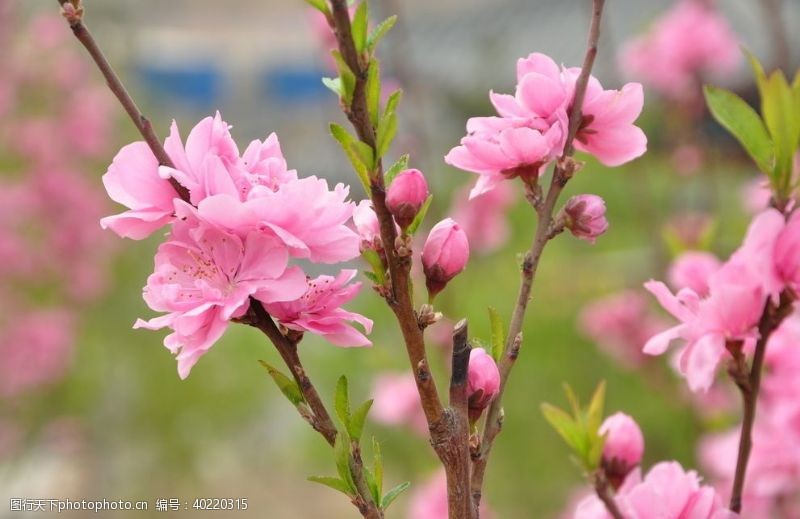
[448,320,472,519]
[594,472,624,519]
[471,0,606,508]
[56,0,189,201]
[729,289,795,512]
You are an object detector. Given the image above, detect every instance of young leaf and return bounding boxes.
[704,85,774,175]
[364,467,380,505]
[541,403,583,455]
[367,15,397,54]
[381,481,411,510]
[405,195,432,235]
[488,306,506,362]
[363,270,380,284]
[331,50,356,105]
[376,112,397,161]
[365,59,381,127]
[321,77,343,98]
[334,375,351,428]
[586,380,606,434]
[760,72,800,188]
[308,476,353,497]
[372,437,383,499]
[257,360,304,406]
[351,1,369,54]
[304,0,330,16]
[330,123,372,193]
[348,399,373,441]
[334,432,357,492]
[361,249,386,285]
[384,154,409,185]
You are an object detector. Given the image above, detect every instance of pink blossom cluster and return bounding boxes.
[103,112,372,378]
[700,313,800,516]
[445,52,646,199]
[619,0,739,100]
[0,10,117,401]
[644,209,800,392]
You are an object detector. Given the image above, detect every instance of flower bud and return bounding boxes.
[421,218,469,299]
[353,200,381,252]
[563,194,608,243]
[386,169,429,229]
[467,348,501,423]
[599,412,644,488]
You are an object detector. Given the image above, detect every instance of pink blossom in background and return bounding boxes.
[578,290,664,368]
[671,144,704,176]
[667,251,721,297]
[446,52,645,198]
[371,372,428,435]
[619,0,739,100]
[663,212,715,251]
[450,182,515,255]
[407,469,493,519]
[574,461,736,519]
[134,206,309,379]
[0,310,75,398]
[264,270,373,348]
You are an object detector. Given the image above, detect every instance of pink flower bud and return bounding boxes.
[386,169,429,229]
[421,218,469,299]
[563,194,608,243]
[775,211,800,289]
[467,348,500,423]
[353,200,381,252]
[599,412,644,487]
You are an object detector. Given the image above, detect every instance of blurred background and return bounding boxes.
[1,0,799,517]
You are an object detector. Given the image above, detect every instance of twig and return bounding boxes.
[470,0,606,510]
[594,472,624,519]
[729,289,795,512]
[448,320,472,519]
[55,0,189,201]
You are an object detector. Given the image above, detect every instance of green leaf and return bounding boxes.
[334,432,356,492]
[331,50,356,105]
[381,481,411,510]
[761,72,800,190]
[365,59,381,127]
[372,437,383,499]
[330,123,373,193]
[304,0,330,16]
[361,248,386,284]
[308,476,354,497]
[541,403,583,455]
[367,15,397,54]
[348,399,373,440]
[488,307,506,363]
[322,77,342,98]
[257,360,304,406]
[586,380,606,435]
[384,88,402,116]
[384,154,409,185]
[703,85,774,175]
[743,48,767,92]
[364,467,380,505]
[334,375,351,428]
[363,271,380,284]
[375,90,402,159]
[351,1,369,54]
[405,195,432,235]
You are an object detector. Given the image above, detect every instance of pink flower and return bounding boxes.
[263,270,372,347]
[467,348,501,422]
[740,177,772,214]
[450,182,515,255]
[563,194,609,243]
[774,211,800,290]
[407,469,494,519]
[422,218,470,299]
[371,372,427,435]
[100,141,180,239]
[600,413,644,484]
[134,205,307,379]
[353,200,382,251]
[386,169,429,229]
[619,0,739,100]
[668,251,722,297]
[578,291,665,369]
[575,461,735,519]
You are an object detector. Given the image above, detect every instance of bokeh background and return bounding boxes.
[1,0,799,517]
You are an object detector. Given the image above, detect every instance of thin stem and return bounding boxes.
[594,473,624,519]
[471,0,606,509]
[729,290,795,512]
[55,0,189,201]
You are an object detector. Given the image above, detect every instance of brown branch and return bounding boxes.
[729,289,795,512]
[56,0,189,201]
[470,0,606,510]
[594,472,624,519]
[448,320,472,519]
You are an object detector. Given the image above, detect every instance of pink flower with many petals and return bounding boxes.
[668,251,722,297]
[263,269,372,347]
[575,461,736,519]
[371,372,427,435]
[134,204,307,379]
